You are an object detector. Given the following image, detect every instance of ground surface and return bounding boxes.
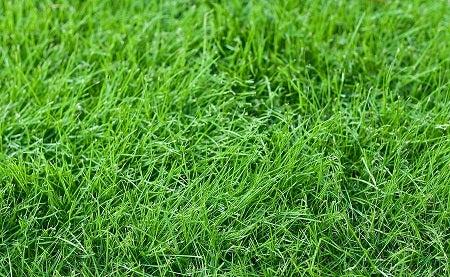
[1,0,450,276]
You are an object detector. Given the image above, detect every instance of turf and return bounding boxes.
[1,0,450,276]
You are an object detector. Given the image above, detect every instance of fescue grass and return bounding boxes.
[1,0,450,275]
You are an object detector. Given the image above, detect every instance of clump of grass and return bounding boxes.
[1,0,450,275]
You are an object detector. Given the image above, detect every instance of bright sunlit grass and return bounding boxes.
[1,0,450,275]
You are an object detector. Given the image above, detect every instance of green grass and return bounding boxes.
[1,0,450,275]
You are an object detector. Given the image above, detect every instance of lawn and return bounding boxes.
[1,0,450,276]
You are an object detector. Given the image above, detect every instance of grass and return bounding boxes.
[1,0,450,275]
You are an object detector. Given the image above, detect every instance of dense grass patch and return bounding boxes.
[1,0,450,275]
